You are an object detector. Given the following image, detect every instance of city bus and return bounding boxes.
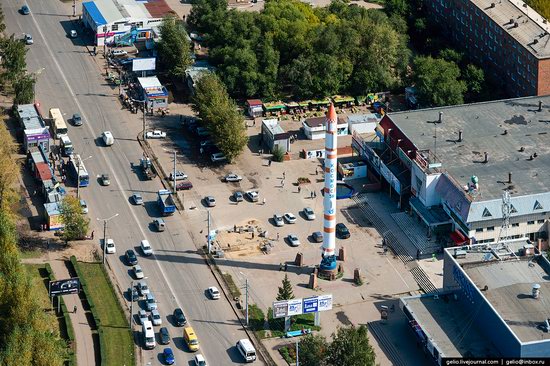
[49,108,68,138]
[68,154,89,187]
[60,135,74,156]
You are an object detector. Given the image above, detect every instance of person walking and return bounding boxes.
[298,186,301,193]
[91,231,94,240]
[73,305,77,313]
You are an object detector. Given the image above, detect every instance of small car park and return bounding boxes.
[132,193,143,205]
[72,113,83,126]
[125,249,138,265]
[141,240,153,256]
[303,207,316,220]
[288,234,300,247]
[208,286,220,300]
[336,223,351,239]
[283,213,297,224]
[224,173,242,182]
[204,196,216,207]
[133,265,144,279]
[146,130,167,139]
[105,238,116,254]
[159,327,171,345]
[173,308,187,326]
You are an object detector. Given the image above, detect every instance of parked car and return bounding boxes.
[145,293,157,311]
[159,327,171,345]
[303,207,316,220]
[138,309,148,325]
[133,265,144,279]
[194,354,207,366]
[80,199,88,214]
[273,214,284,227]
[137,281,150,296]
[173,308,187,326]
[72,113,83,126]
[70,30,77,38]
[125,249,138,265]
[153,218,165,232]
[211,152,227,163]
[336,223,351,239]
[111,49,127,57]
[151,309,162,326]
[101,131,114,145]
[224,173,242,182]
[100,174,110,186]
[141,240,153,256]
[283,213,297,224]
[163,347,175,365]
[169,170,188,181]
[312,231,324,243]
[21,5,30,15]
[128,286,139,301]
[24,34,33,45]
[146,130,166,139]
[208,286,220,300]
[245,191,259,202]
[132,193,143,205]
[105,238,116,254]
[204,196,216,207]
[233,191,243,202]
[288,234,300,247]
[176,181,193,191]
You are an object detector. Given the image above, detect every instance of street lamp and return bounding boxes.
[130,97,147,140]
[163,148,178,196]
[96,213,119,264]
[240,272,249,327]
[76,155,92,199]
[33,67,45,104]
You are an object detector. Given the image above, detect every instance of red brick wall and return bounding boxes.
[538,59,550,96]
[379,115,417,158]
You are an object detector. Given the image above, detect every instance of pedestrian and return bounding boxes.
[310,191,313,199]
[314,191,317,198]
[253,120,256,127]
[281,180,285,188]
[277,233,280,241]
[263,198,266,205]
[316,168,319,175]
[283,172,286,179]
[234,224,237,232]
[252,232,255,239]
[269,159,272,167]
[298,186,301,193]
[91,231,94,240]
[73,305,77,313]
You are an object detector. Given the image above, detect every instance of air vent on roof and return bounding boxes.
[534,201,543,210]
[533,284,541,299]
[482,208,492,217]
[490,2,495,8]
[514,22,519,28]
[510,205,517,214]
[523,3,527,7]
[533,39,539,45]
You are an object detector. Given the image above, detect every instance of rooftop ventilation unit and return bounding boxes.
[533,283,541,299]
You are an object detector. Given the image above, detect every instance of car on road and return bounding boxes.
[138,309,148,325]
[141,240,153,256]
[204,196,216,207]
[273,214,284,227]
[336,223,351,239]
[80,199,88,214]
[70,30,77,38]
[224,173,242,182]
[169,170,187,181]
[183,326,200,352]
[101,131,114,146]
[125,249,138,265]
[21,5,30,14]
[312,231,324,243]
[137,281,150,296]
[153,218,166,232]
[146,293,157,311]
[245,191,259,202]
[303,207,316,220]
[100,174,110,186]
[111,49,127,57]
[208,286,220,300]
[283,213,297,224]
[194,354,207,366]
[159,327,171,345]
[146,130,167,139]
[163,347,175,365]
[72,113,83,126]
[176,181,193,191]
[173,308,187,326]
[233,191,243,202]
[151,309,162,326]
[128,286,139,301]
[132,193,143,205]
[133,265,144,279]
[288,234,300,247]
[105,238,116,254]
[24,34,33,45]
[211,152,227,163]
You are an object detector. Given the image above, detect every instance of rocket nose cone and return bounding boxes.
[327,103,337,121]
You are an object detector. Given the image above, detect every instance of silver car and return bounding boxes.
[288,234,300,247]
[151,309,162,326]
[205,196,216,207]
[273,214,284,227]
[303,207,316,220]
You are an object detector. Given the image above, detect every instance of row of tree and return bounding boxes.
[525,0,550,20]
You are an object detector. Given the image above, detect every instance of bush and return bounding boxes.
[272,145,285,162]
[248,304,265,331]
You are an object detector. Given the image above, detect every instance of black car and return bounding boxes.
[336,223,350,239]
[128,287,139,301]
[173,308,187,326]
[159,327,171,345]
[125,249,138,266]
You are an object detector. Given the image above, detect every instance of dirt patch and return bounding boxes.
[214,219,273,258]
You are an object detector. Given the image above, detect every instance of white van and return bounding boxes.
[142,320,155,349]
[102,131,114,146]
[236,339,256,363]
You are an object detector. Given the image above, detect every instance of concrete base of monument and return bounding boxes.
[318,257,344,281]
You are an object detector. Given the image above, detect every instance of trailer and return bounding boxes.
[157,189,176,215]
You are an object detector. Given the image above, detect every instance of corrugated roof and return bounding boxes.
[93,0,123,24]
[144,0,176,18]
[36,162,52,181]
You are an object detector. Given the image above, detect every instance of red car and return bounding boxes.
[176,181,193,190]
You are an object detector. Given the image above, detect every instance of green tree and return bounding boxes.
[157,16,193,78]
[276,274,294,301]
[439,48,463,64]
[298,334,329,366]
[0,5,6,34]
[272,145,284,162]
[59,195,90,241]
[13,74,35,105]
[412,56,466,107]
[386,0,409,16]
[0,35,27,83]
[463,63,484,97]
[326,325,376,366]
[0,119,18,212]
[525,0,550,20]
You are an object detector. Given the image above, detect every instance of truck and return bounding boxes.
[157,189,176,215]
[140,157,156,180]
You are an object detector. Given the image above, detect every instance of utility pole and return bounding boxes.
[296,339,299,366]
[173,150,177,195]
[143,100,147,140]
[245,278,249,326]
[129,280,133,330]
[76,158,81,198]
[72,0,76,17]
[96,214,119,265]
[207,210,211,254]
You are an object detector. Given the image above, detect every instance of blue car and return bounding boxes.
[21,5,30,15]
[163,348,175,365]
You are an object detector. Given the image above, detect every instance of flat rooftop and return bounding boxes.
[389,95,550,200]
[473,0,550,59]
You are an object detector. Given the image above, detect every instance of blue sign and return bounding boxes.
[303,297,318,313]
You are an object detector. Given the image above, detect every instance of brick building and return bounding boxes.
[426,0,550,97]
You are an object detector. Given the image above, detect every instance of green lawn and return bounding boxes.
[24,264,59,336]
[20,249,44,259]
[76,262,134,366]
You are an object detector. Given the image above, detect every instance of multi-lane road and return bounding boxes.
[4,0,254,364]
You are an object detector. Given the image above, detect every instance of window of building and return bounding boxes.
[512,223,519,227]
[475,228,483,232]
[111,24,118,31]
[528,221,535,225]
[487,226,495,232]
[538,219,545,224]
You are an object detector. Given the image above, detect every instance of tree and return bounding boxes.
[59,196,90,241]
[326,325,376,366]
[0,36,27,84]
[0,119,18,212]
[0,5,6,34]
[272,145,284,162]
[524,0,550,21]
[13,74,35,105]
[463,63,484,97]
[298,334,329,366]
[276,274,294,301]
[439,48,463,64]
[157,16,193,79]
[412,56,466,107]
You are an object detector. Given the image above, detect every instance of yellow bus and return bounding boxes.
[183,326,199,352]
[49,108,68,138]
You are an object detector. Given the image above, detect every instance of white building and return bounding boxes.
[302,116,348,140]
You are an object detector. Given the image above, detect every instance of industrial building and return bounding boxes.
[401,241,550,362]
[353,95,550,247]
[426,0,550,97]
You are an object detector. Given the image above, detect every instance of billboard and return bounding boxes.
[273,301,288,318]
[303,297,319,313]
[287,299,303,316]
[318,294,333,311]
[273,294,333,318]
[49,278,80,296]
[132,58,156,72]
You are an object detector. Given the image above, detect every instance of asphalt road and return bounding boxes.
[4,1,252,365]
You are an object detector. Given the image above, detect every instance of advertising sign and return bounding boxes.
[303,297,319,313]
[318,294,333,312]
[49,278,80,296]
[287,299,303,316]
[132,58,156,72]
[273,301,288,319]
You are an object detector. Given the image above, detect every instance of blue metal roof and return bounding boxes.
[83,1,107,27]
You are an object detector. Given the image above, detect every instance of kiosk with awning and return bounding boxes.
[263,101,286,116]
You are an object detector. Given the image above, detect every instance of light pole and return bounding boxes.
[96,213,119,264]
[33,68,45,104]
[72,0,76,17]
[76,155,92,199]
[129,97,147,139]
[240,272,249,327]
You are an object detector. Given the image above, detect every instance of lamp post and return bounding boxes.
[130,97,147,140]
[33,68,45,104]
[96,213,119,264]
[72,0,76,17]
[240,272,249,327]
[76,155,92,199]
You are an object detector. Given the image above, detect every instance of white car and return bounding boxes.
[169,170,188,181]
[273,214,284,227]
[146,130,167,139]
[80,199,88,214]
[111,49,127,57]
[151,309,162,326]
[224,173,242,182]
[141,240,153,256]
[303,207,316,220]
[105,238,116,254]
[211,152,227,162]
[204,196,216,207]
[70,29,77,38]
[208,286,220,300]
[102,131,114,146]
[138,309,148,325]
[288,234,300,247]
[133,265,144,279]
[137,281,150,296]
[245,191,259,202]
[194,354,207,366]
[24,34,33,45]
[283,213,297,224]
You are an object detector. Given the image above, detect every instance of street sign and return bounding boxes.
[273,294,333,318]
[318,294,333,311]
[273,301,288,319]
[287,299,303,316]
[303,297,319,313]
[49,278,80,296]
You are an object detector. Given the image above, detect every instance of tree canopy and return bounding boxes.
[276,274,294,301]
[157,16,193,79]
[525,0,550,21]
[59,195,90,241]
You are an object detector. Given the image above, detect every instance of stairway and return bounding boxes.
[391,212,441,255]
[367,321,408,366]
[409,266,438,294]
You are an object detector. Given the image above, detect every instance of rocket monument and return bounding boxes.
[320,104,338,274]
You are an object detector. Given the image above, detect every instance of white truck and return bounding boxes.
[146,130,167,139]
[142,320,155,349]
